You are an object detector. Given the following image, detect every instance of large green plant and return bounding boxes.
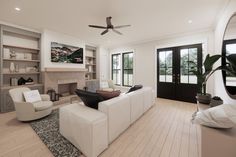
[189,54,236,95]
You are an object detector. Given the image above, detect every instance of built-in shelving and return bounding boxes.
[85,45,97,80]
[0,24,43,113]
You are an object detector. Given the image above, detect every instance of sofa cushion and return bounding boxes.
[127,89,144,123]
[75,89,104,109]
[100,81,109,89]
[33,101,53,111]
[127,85,143,93]
[98,95,131,144]
[23,90,42,103]
[96,90,121,100]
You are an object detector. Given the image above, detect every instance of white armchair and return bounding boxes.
[9,87,53,121]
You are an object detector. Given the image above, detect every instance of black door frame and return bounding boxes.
[156,43,202,103]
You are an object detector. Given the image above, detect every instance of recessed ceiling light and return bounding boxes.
[15,7,21,11]
[188,20,193,24]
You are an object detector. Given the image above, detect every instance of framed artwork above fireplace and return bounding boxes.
[51,42,83,64]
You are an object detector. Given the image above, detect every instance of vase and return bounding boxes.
[10,62,15,73]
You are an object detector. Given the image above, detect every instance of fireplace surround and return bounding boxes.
[43,68,87,104]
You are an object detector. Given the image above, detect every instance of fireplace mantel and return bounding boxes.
[44,67,87,72]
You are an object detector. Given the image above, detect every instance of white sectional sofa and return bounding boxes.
[60,86,155,157]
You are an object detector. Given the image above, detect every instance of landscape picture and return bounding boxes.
[51,42,83,64]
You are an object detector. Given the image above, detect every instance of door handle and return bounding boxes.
[177,74,180,84]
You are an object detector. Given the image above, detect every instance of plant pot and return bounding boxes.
[210,99,223,107]
[196,93,212,104]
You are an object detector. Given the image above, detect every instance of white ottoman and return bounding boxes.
[60,103,108,157]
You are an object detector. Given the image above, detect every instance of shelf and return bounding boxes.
[3,72,40,75]
[3,44,40,52]
[86,72,96,74]
[86,56,96,59]
[45,67,87,72]
[1,83,43,90]
[3,59,40,63]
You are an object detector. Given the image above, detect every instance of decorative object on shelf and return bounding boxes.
[9,62,15,73]
[88,66,92,72]
[189,54,236,104]
[26,66,38,72]
[15,64,19,73]
[210,96,223,107]
[3,48,10,59]
[18,77,26,85]
[24,53,32,60]
[10,78,18,86]
[25,77,34,85]
[10,50,16,59]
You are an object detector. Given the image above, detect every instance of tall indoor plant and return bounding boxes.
[189,54,236,104]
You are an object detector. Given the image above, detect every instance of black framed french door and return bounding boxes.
[157,44,202,103]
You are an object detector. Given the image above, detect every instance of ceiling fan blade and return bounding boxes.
[101,29,109,35]
[112,29,122,35]
[114,25,131,29]
[106,17,112,26]
[88,25,107,29]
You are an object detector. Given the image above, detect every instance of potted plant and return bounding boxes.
[189,54,236,104]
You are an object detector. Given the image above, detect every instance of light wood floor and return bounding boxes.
[0,98,200,157]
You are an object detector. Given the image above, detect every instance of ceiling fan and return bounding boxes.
[88,17,131,35]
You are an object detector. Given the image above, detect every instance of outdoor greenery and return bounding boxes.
[189,54,236,95]
[112,53,134,86]
[159,49,197,83]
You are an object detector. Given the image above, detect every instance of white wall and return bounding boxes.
[109,30,215,96]
[214,0,236,104]
[41,30,86,70]
[97,46,110,80]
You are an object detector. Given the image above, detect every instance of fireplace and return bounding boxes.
[58,82,77,97]
[43,68,86,105]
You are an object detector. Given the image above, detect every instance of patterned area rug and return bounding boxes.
[30,109,83,157]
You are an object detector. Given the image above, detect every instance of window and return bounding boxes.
[180,48,198,84]
[159,50,173,83]
[122,52,133,86]
[111,52,134,86]
[112,54,121,85]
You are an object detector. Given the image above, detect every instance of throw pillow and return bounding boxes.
[75,89,104,109]
[100,81,109,89]
[97,90,121,100]
[23,90,42,103]
[193,104,236,129]
[127,85,143,93]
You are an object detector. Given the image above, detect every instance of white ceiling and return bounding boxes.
[0,0,229,47]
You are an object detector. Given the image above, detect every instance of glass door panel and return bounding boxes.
[159,50,173,83]
[180,48,198,84]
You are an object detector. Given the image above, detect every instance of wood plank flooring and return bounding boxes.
[0,98,199,157]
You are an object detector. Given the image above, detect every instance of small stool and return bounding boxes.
[60,103,108,157]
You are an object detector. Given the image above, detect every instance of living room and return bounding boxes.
[0,0,236,157]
